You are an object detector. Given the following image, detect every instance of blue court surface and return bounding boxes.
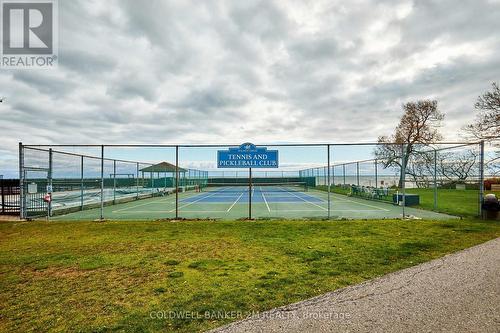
[181,186,323,203]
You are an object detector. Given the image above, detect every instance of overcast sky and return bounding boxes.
[1,0,499,176]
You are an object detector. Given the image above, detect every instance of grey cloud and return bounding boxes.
[399,0,500,44]
[228,1,291,42]
[170,86,249,112]
[287,36,341,62]
[59,49,116,75]
[106,76,159,102]
[12,72,76,98]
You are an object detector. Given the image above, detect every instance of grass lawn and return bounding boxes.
[404,188,483,217]
[317,185,499,217]
[0,219,499,332]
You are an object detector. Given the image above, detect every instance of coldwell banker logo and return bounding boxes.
[1,0,58,68]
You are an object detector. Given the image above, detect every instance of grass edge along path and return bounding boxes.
[0,218,499,332]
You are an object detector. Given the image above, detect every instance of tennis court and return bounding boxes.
[19,143,485,221]
[52,183,454,220]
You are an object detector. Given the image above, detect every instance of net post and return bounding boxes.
[100,145,104,221]
[327,144,331,219]
[80,155,84,210]
[479,140,485,217]
[433,149,438,210]
[175,145,179,219]
[48,148,53,219]
[401,143,406,218]
[18,142,25,219]
[249,167,252,220]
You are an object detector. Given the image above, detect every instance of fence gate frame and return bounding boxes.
[20,167,50,219]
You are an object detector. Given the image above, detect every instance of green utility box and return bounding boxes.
[393,193,420,206]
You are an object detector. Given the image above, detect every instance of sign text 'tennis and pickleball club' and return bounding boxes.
[217,143,279,168]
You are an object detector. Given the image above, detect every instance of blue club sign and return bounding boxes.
[217,143,278,168]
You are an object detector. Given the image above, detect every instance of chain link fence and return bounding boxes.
[18,142,488,220]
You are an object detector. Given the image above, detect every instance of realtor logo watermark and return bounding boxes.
[1,0,58,68]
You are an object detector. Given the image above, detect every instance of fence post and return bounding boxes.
[175,145,179,219]
[1,178,4,215]
[151,170,155,195]
[164,168,167,190]
[327,144,331,219]
[343,164,346,187]
[80,155,84,210]
[479,140,485,217]
[19,142,25,219]
[401,143,406,218]
[113,160,116,204]
[433,149,438,210]
[249,167,252,219]
[100,145,104,221]
[332,163,335,187]
[356,162,360,187]
[136,162,139,200]
[48,148,53,219]
[374,159,378,188]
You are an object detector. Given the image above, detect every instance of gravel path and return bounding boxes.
[209,237,500,333]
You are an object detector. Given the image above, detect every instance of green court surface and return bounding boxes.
[52,188,455,221]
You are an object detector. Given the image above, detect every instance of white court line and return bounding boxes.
[281,187,328,211]
[304,189,390,212]
[279,209,385,212]
[112,208,387,214]
[200,195,244,198]
[227,193,244,212]
[113,197,168,212]
[113,210,229,213]
[261,187,271,212]
[327,193,390,211]
[112,190,207,213]
[169,190,223,213]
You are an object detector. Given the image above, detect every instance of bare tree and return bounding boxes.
[375,100,444,187]
[436,149,478,184]
[405,152,434,188]
[485,154,500,176]
[466,82,500,141]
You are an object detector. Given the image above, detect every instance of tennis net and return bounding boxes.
[201,182,308,193]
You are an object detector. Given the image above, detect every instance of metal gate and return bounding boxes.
[22,168,49,219]
[0,179,20,215]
